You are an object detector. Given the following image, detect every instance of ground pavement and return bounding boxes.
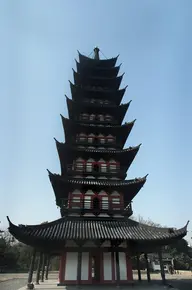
[1,272,192,290]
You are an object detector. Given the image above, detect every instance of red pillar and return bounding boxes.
[126,254,133,281]
[58,253,65,284]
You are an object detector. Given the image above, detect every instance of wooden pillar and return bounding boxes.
[58,253,65,284]
[36,252,43,285]
[40,254,46,282]
[158,250,166,285]
[27,249,36,286]
[115,251,120,285]
[126,254,133,281]
[144,253,151,282]
[136,254,141,281]
[77,251,82,284]
[45,255,50,280]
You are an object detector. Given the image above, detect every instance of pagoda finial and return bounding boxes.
[93,47,100,60]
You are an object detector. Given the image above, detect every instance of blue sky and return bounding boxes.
[1,0,192,242]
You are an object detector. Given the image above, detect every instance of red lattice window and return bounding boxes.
[68,191,83,209]
[110,191,123,210]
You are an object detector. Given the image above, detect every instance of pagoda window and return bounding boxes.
[111,191,122,210]
[98,114,104,122]
[105,114,113,122]
[109,159,119,173]
[86,158,94,172]
[78,133,87,143]
[70,190,82,209]
[80,113,89,121]
[88,133,95,144]
[90,114,96,121]
[98,147,105,150]
[86,176,95,179]
[98,190,109,209]
[92,196,100,211]
[84,190,94,209]
[90,99,96,104]
[98,133,105,144]
[103,100,110,105]
[107,134,115,143]
[74,157,84,172]
[98,176,107,179]
[99,158,107,173]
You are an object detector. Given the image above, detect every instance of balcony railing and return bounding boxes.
[60,198,133,217]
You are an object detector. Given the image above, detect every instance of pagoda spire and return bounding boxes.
[93,47,100,60]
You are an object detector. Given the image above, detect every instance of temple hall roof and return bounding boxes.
[7,216,188,251]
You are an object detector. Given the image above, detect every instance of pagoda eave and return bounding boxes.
[55,140,141,172]
[48,172,147,203]
[78,51,118,68]
[7,216,188,254]
[61,116,135,149]
[73,70,123,90]
[66,97,130,125]
[69,82,127,105]
[76,60,121,78]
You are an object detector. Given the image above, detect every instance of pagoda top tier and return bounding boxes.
[78,49,119,68]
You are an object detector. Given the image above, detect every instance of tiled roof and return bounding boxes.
[55,140,141,154]
[78,51,118,67]
[67,176,147,186]
[61,115,135,129]
[75,145,141,154]
[48,173,148,187]
[7,216,188,243]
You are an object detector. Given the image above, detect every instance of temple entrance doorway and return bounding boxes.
[91,253,101,283]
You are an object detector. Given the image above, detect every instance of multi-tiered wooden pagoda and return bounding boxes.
[7,48,188,287]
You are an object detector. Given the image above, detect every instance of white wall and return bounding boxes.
[81,252,89,280]
[65,252,78,280]
[119,252,127,280]
[103,253,112,280]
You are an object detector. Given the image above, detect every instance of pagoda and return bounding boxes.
[7,47,188,287]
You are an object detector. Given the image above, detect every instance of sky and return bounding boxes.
[0,0,192,243]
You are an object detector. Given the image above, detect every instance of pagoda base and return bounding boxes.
[58,250,133,285]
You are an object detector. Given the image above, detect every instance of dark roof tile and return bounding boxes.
[8,217,188,244]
